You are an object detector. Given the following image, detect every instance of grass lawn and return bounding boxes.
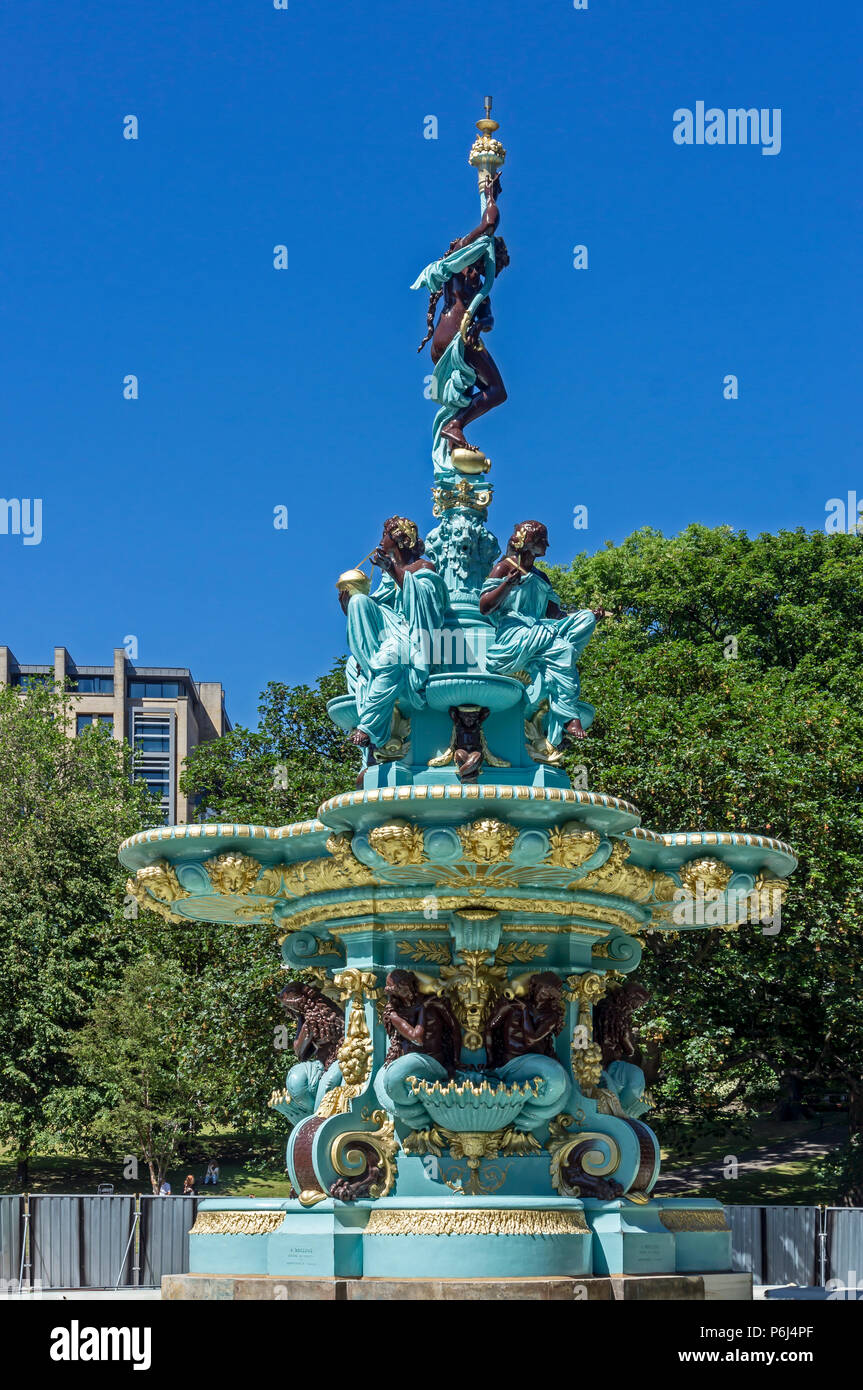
[656,1112,849,1204]
[0,1135,294,1197]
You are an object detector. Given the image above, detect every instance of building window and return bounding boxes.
[76,714,114,735]
[131,712,174,822]
[11,672,51,688]
[128,679,184,699]
[70,676,114,693]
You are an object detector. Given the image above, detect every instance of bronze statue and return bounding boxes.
[381,969,462,1071]
[484,972,566,1068]
[370,516,437,592]
[448,704,490,780]
[417,175,509,458]
[593,981,650,1067]
[338,516,448,772]
[480,521,610,747]
[278,982,344,1071]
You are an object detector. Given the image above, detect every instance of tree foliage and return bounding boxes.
[546,525,863,1186]
[70,955,196,1193]
[0,684,159,1181]
[179,667,358,824]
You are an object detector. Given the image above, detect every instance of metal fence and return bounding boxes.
[725,1205,863,1286]
[1,1198,861,1289]
[0,1194,197,1290]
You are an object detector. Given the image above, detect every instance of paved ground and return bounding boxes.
[655,1122,847,1194]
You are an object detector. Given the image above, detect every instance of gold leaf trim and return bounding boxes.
[365,1209,589,1236]
[282,897,632,936]
[659,1209,730,1232]
[190,1210,285,1235]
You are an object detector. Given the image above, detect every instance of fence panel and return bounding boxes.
[140,1196,196,1287]
[82,1196,136,1288]
[828,1207,863,1292]
[726,1204,764,1284]
[30,1196,82,1289]
[764,1205,818,1286]
[9,1196,862,1290]
[0,1195,22,1286]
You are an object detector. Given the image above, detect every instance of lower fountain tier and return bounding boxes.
[185,1197,734,1281]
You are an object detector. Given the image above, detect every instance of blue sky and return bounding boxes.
[1,0,860,728]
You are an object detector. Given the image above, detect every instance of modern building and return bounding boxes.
[0,645,231,823]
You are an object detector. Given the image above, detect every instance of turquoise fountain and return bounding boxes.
[119,101,795,1294]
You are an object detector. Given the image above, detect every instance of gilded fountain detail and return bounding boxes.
[119,100,795,1281]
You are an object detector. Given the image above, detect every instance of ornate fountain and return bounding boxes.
[120,100,795,1291]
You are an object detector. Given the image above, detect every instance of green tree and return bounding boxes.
[0,683,160,1184]
[147,918,289,1149]
[180,666,358,825]
[547,525,863,1190]
[71,955,196,1193]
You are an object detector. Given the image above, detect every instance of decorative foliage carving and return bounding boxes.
[430,479,493,518]
[565,972,608,1094]
[576,839,678,904]
[397,938,452,965]
[402,1127,447,1157]
[277,834,378,899]
[493,941,547,965]
[314,969,379,1117]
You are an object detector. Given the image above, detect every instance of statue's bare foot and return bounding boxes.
[562,718,587,744]
[455,750,483,781]
[441,422,471,451]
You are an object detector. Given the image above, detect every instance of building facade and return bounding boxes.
[0,645,230,823]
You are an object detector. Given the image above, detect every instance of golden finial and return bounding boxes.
[476,95,499,136]
[469,95,505,181]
